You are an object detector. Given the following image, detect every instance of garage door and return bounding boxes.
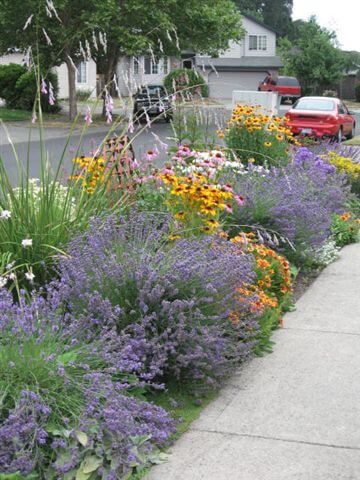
[208,71,267,99]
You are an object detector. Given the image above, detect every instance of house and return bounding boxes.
[116,15,283,100]
[0,52,97,100]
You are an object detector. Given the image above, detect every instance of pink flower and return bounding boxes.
[32,111,37,124]
[84,105,93,125]
[234,194,245,206]
[48,82,55,105]
[142,147,159,162]
[224,204,233,214]
[105,93,114,124]
[41,77,47,95]
[222,184,233,193]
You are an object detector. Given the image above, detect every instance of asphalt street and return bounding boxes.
[0,106,359,185]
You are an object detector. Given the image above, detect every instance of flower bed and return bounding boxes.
[0,102,359,479]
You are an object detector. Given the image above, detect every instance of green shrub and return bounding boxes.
[15,70,61,113]
[355,82,360,102]
[164,68,209,98]
[0,63,27,108]
[76,88,93,101]
[0,64,60,112]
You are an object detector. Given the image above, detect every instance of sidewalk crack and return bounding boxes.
[191,428,360,451]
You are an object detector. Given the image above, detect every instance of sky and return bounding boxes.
[292,0,360,51]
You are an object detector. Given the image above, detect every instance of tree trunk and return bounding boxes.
[102,44,120,116]
[65,59,78,121]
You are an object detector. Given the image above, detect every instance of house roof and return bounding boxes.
[196,56,283,72]
[242,14,278,35]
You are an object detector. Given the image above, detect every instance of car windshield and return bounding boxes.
[279,77,299,86]
[140,86,164,95]
[293,98,335,111]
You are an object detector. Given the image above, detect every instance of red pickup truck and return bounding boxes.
[258,75,301,104]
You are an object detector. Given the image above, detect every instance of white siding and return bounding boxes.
[220,40,243,58]
[0,52,25,65]
[0,53,97,99]
[242,17,276,57]
[56,60,97,99]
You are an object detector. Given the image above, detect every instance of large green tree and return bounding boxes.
[0,0,244,120]
[0,0,100,119]
[278,17,345,93]
[233,0,293,38]
[92,0,244,90]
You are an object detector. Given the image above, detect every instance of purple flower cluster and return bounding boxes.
[0,391,49,474]
[52,212,260,388]
[0,288,175,476]
[228,147,350,262]
[52,379,176,478]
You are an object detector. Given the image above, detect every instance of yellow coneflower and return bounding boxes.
[264,141,272,147]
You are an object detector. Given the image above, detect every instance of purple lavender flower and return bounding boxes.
[51,212,260,389]
[226,147,350,263]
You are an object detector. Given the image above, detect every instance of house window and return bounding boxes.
[77,61,87,83]
[144,56,160,75]
[249,35,267,51]
[163,57,169,74]
[133,56,140,75]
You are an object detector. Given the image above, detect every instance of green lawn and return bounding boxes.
[343,135,360,146]
[0,107,32,122]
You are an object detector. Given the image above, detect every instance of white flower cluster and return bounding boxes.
[10,179,77,219]
[311,240,340,267]
[174,149,269,179]
[0,261,17,289]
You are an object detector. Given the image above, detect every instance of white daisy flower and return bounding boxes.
[25,271,35,282]
[0,210,11,219]
[21,239,33,248]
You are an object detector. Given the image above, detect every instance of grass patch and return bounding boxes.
[343,135,360,146]
[0,107,32,122]
[129,383,219,479]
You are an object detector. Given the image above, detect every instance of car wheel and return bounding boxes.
[335,127,343,144]
[346,124,356,140]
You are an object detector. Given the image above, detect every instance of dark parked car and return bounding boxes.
[258,75,301,103]
[133,85,173,122]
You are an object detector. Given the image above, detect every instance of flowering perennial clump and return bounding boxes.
[52,212,260,388]
[160,172,242,234]
[223,104,300,166]
[72,155,106,194]
[0,288,176,477]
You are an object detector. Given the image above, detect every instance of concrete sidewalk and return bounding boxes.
[146,243,360,480]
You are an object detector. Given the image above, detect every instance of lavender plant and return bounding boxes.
[0,289,176,478]
[224,147,350,264]
[51,212,260,389]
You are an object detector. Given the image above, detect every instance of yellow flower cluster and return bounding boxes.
[160,173,234,234]
[225,104,300,146]
[71,156,105,194]
[325,151,360,180]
